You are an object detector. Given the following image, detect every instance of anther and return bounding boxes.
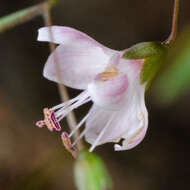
[61,132,77,158]
[36,108,61,132]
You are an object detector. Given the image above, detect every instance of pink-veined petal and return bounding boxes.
[87,73,128,109]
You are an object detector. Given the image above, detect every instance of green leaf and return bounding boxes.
[74,150,112,190]
[154,26,190,104]
[123,42,168,88]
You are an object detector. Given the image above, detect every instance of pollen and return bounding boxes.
[98,65,118,81]
[61,132,78,158]
[36,108,61,132]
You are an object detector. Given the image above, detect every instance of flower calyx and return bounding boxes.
[123,41,168,89]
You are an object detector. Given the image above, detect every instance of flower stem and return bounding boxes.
[0,0,59,34]
[42,3,84,150]
[165,0,180,45]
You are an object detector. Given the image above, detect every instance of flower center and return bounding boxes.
[98,65,118,81]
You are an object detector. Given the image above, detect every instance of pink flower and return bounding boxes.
[36,26,148,152]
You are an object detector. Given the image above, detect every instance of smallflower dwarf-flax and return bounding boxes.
[36,26,148,153]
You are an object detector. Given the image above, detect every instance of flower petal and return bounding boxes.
[84,105,116,144]
[85,84,148,150]
[39,26,121,89]
[87,72,128,109]
[118,58,144,81]
[38,26,103,46]
[114,124,147,151]
[43,44,116,89]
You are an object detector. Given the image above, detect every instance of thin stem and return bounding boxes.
[42,3,83,150]
[165,0,180,45]
[0,0,59,34]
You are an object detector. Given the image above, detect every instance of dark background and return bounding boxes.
[0,0,190,189]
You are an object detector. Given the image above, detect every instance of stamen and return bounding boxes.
[51,91,89,111]
[50,109,61,131]
[51,98,77,110]
[89,115,114,152]
[36,108,61,132]
[36,120,45,128]
[61,132,77,158]
[36,91,91,135]
[69,112,90,138]
[44,108,61,131]
[56,97,91,122]
[72,125,89,147]
[71,108,95,147]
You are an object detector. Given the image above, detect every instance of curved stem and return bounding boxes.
[165,0,180,45]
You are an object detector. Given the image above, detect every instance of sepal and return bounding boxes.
[123,42,168,88]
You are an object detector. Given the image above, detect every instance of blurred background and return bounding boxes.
[0,0,190,189]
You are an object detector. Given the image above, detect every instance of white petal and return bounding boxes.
[84,105,116,145]
[43,44,116,89]
[84,50,148,150]
[114,84,148,151]
[39,26,121,89]
[114,126,147,151]
[38,26,117,58]
[85,83,148,150]
[38,26,102,46]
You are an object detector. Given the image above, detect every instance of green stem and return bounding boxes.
[165,0,180,45]
[0,0,60,34]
